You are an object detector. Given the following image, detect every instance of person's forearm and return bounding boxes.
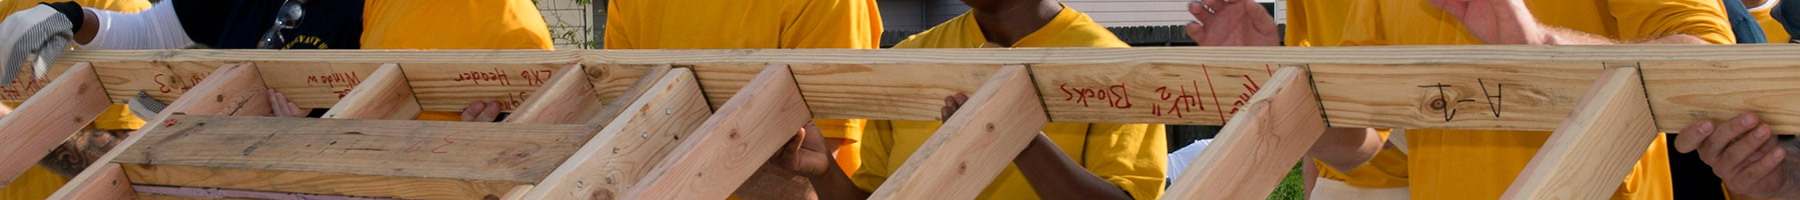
[1538,25,1708,45]
[806,156,871,199]
[1013,134,1134,200]
[1307,128,1381,171]
[75,9,95,44]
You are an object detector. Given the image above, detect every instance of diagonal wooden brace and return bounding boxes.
[506,64,609,124]
[525,67,712,199]
[621,64,812,199]
[1163,66,1327,200]
[868,65,1048,200]
[322,63,421,120]
[49,62,273,199]
[0,63,109,189]
[1501,65,1659,199]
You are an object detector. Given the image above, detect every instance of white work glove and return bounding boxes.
[0,5,75,86]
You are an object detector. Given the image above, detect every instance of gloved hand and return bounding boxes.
[0,5,75,86]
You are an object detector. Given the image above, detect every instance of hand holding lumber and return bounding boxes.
[771,121,834,179]
[1674,112,1800,198]
[1184,0,1277,46]
[461,101,501,122]
[266,89,305,117]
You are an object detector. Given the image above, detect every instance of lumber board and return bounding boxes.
[1639,60,1800,136]
[1163,66,1327,200]
[53,63,281,199]
[868,65,1048,200]
[506,64,606,124]
[256,61,387,109]
[525,68,711,199]
[586,65,671,125]
[692,63,999,120]
[0,62,74,101]
[1501,66,1660,199]
[322,64,421,119]
[148,62,274,119]
[60,163,135,200]
[110,115,594,199]
[399,63,565,112]
[38,46,1800,133]
[620,64,812,200]
[0,63,108,187]
[584,64,661,120]
[51,118,154,200]
[502,184,533,200]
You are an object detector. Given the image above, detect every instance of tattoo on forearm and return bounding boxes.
[38,129,127,178]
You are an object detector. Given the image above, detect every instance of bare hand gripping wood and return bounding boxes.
[868,65,1049,200]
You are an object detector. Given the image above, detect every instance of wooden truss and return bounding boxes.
[0,45,1789,199]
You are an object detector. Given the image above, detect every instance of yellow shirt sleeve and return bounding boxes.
[361,0,554,50]
[1750,2,1791,42]
[850,120,895,192]
[1284,0,1354,47]
[0,165,70,200]
[1081,123,1168,200]
[1606,0,1735,44]
[1336,0,1389,46]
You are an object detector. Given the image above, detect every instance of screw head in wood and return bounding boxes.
[641,132,648,139]
[576,181,584,188]
[612,148,619,154]
[666,109,672,115]
[606,177,614,184]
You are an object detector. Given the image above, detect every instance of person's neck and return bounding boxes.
[1744,0,1771,8]
[971,0,1062,47]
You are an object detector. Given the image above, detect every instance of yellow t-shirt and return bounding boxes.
[0,165,69,200]
[1283,0,1354,47]
[361,0,553,50]
[0,1,147,198]
[603,0,883,174]
[855,7,1167,200]
[1330,0,1729,199]
[1285,0,1414,188]
[360,0,556,121]
[1750,0,1790,42]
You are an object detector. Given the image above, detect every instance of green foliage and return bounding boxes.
[1267,162,1306,200]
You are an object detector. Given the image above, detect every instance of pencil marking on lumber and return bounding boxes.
[521,69,553,86]
[0,76,50,99]
[153,72,209,94]
[306,71,361,98]
[454,68,513,86]
[1417,79,1506,122]
[1153,80,1207,118]
[1203,64,1225,124]
[1229,74,1263,115]
[1059,83,1131,109]
[1478,78,1504,117]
